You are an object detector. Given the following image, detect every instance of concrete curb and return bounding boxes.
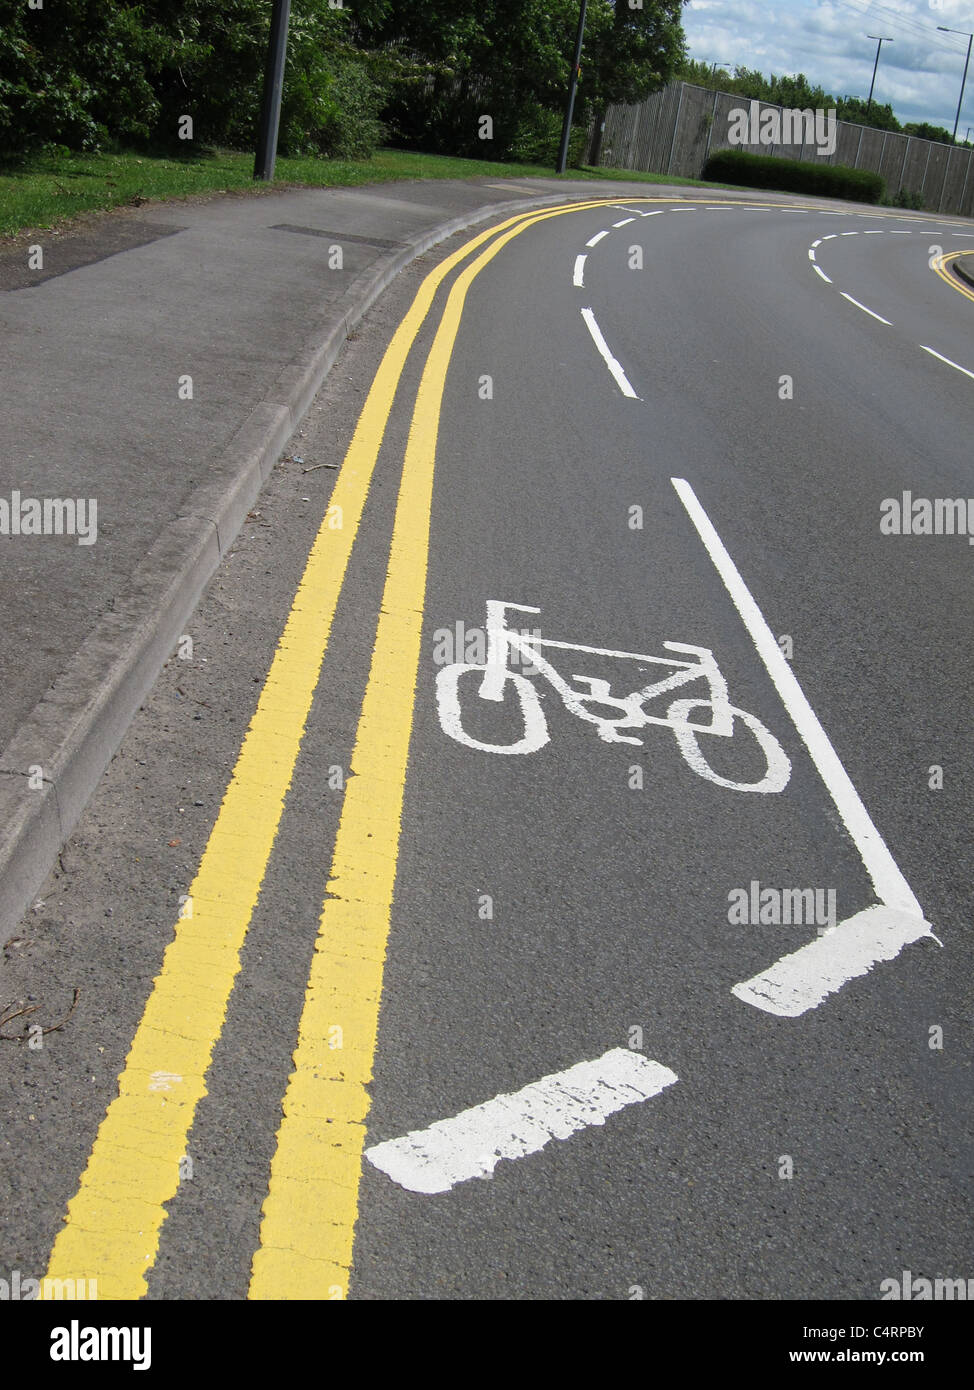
[0,185,601,941]
[952,252,974,290]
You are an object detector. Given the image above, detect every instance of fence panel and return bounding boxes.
[597,82,974,218]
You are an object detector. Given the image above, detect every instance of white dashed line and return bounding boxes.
[808,249,817,261]
[586,229,610,248]
[841,231,858,236]
[612,218,635,228]
[863,229,886,235]
[822,234,838,241]
[811,239,822,248]
[841,293,892,325]
[580,307,640,399]
[365,1050,679,1193]
[889,230,912,235]
[920,346,974,379]
[813,265,833,283]
[573,253,586,288]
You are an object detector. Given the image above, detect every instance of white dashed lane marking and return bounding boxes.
[841,292,893,325]
[580,308,640,399]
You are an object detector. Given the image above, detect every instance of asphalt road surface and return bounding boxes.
[3,194,972,1304]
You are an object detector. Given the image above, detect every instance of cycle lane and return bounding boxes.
[346,203,963,1297]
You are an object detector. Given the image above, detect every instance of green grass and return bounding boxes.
[0,145,727,239]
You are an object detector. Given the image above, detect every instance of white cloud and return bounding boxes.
[681,0,974,130]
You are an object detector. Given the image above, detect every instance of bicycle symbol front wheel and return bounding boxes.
[667,698,791,793]
[436,664,550,755]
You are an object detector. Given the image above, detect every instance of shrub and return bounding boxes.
[883,187,925,211]
[703,148,885,204]
[508,102,585,168]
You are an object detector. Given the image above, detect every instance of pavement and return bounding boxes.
[0,171,717,942]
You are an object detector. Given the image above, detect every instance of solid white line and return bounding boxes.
[573,253,587,288]
[920,346,974,380]
[841,293,892,325]
[814,265,833,283]
[365,1050,678,1193]
[581,308,640,398]
[613,218,635,228]
[586,229,610,248]
[669,477,924,921]
[732,906,933,1018]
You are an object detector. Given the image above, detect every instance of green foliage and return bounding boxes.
[357,0,687,160]
[703,149,885,204]
[508,103,585,168]
[883,186,926,210]
[0,0,387,161]
[902,121,953,145]
[679,58,904,136]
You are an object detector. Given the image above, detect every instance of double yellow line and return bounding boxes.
[931,248,974,305]
[44,194,648,1301]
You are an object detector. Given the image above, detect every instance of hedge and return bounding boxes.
[702,149,885,204]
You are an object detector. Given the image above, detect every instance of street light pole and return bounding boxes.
[556,0,588,175]
[938,26,974,142]
[866,35,894,116]
[254,0,292,181]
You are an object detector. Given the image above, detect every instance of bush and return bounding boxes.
[883,187,925,211]
[702,149,885,204]
[508,103,585,168]
[281,53,385,158]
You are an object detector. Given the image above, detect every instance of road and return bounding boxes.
[3,194,972,1303]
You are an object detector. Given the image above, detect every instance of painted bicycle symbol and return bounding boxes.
[435,600,791,793]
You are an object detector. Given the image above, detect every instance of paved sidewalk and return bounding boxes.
[0,169,931,937]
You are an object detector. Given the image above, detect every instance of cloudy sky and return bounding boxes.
[682,0,974,131]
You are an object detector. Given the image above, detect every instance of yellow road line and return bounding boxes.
[248,199,618,1300]
[932,249,974,304]
[44,195,626,1301]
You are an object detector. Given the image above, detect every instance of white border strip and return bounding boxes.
[670,478,933,1016]
[670,477,921,917]
[366,1050,678,1193]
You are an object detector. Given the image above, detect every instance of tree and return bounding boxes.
[356,0,687,163]
[586,1,686,165]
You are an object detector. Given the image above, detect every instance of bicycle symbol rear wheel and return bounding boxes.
[436,664,550,755]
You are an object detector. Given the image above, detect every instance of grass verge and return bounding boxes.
[0,145,728,238]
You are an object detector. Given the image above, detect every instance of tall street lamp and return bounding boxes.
[866,35,894,116]
[938,26,974,142]
[254,0,292,181]
[556,0,588,175]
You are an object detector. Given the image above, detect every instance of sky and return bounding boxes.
[681,0,974,132]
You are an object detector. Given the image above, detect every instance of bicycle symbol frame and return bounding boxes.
[435,600,792,793]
